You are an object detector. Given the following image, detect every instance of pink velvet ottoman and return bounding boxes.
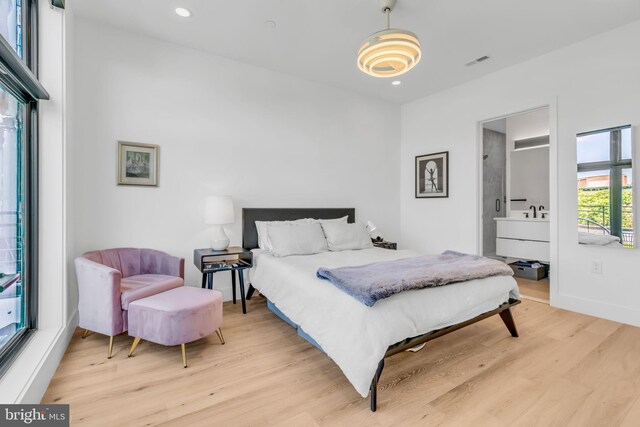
[127,286,224,367]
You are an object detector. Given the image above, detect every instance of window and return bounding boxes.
[0,0,48,374]
[577,126,634,248]
[0,87,25,351]
[0,0,23,58]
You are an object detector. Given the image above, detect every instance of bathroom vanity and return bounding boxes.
[495,217,550,262]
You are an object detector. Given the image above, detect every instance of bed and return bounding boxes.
[243,208,521,411]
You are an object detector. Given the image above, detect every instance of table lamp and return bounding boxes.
[205,196,234,250]
[366,221,377,234]
[366,220,383,241]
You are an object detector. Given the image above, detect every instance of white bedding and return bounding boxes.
[249,248,520,397]
[578,231,624,247]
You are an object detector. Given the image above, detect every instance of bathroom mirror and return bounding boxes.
[510,141,550,213]
[577,125,634,248]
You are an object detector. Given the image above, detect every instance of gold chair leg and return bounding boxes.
[128,337,141,357]
[81,329,89,339]
[181,344,187,368]
[215,328,225,345]
[108,336,114,359]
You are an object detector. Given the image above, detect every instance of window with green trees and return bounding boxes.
[577,126,633,248]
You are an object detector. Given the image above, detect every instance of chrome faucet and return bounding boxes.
[529,205,537,219]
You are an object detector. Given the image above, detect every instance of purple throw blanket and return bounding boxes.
[316,251,514,307]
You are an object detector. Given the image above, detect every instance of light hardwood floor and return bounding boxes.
[515,277,550,303]
[43,295,640,426]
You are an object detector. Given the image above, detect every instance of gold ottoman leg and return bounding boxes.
[128,337,141,357]
[82,329,90,339]
[181,344,187,368]
[108,336,114,359]
[216,328,225,345]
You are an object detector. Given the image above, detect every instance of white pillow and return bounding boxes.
[266,222,328,257]
[578,232,621,246]
[309,215,349,225]
[321,222,374,251]
[255,216,347,250]
[255,218,309,251]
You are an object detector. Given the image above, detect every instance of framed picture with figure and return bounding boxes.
[415,151,448,198]
[117,141,159,186]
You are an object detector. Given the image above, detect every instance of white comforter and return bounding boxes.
[250,248,519,397]
[578,231,624,247]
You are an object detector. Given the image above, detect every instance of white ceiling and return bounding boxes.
[72,0,640,104]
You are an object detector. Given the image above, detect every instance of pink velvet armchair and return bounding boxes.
[74,248,185,358]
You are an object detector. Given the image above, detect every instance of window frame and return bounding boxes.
[577,125,633,243]
[0,0,48,376]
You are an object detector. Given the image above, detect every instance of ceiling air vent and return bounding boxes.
[465,55,490,67]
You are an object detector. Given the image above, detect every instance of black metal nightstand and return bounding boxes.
[373,241,397,250]
[193,247,253,314]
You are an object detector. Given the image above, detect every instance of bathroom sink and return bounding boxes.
[494,216,550,222]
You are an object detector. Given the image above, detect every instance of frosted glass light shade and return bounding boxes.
[357,29,421,78]
[205,196,235,225]
[366,221,377,233]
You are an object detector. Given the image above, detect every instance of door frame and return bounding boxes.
[476,99,559,305]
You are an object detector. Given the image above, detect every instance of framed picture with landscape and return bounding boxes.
[415,151,449,198]
[117,141,159,186]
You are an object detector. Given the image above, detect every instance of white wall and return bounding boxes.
[65,0,77,324]
[71,19,401,299]
[401,20,640,326]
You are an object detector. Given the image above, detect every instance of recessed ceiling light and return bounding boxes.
[391,80,402,86]
[175,7,191,18]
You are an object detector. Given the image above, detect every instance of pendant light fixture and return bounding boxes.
[357,0,421,78]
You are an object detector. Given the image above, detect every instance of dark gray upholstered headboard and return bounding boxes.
[242,208,355,250]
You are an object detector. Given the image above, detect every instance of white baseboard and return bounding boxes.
[555,293,640,328]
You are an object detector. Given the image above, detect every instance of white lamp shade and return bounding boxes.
[366,221,377,233]
[205,196,235,225]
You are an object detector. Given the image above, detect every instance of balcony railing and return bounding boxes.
[0,210,21,272]
[578,205,634,248]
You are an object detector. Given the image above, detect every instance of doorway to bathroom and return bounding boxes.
[479,107,552,304]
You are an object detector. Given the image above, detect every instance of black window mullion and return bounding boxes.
[23,0,37,75]
[610,130,623,239]
[0,27,47,101]
[578,124,632,137]
[577,160,632,173]
[24,101,38,329]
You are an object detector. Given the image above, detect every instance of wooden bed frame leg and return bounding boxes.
[370,359,385,412]
[499,308,519,337]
